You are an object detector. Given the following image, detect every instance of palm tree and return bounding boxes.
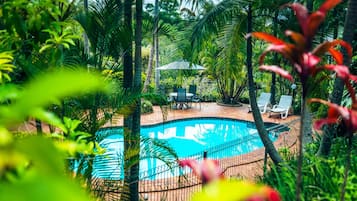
[190,0,283,164]
[142,18,177,92]
[246,4,283,164]
[75,0,128,189]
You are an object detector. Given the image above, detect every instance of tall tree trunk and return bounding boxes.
[317,0,357,156]
[270,10,278,105]
[128,0,143,200]
[301,0,314,148]
[154,0,160,91]
[142,41,154,92]
[302,101,313,145]
[83,0,89,57]
[296,95,308,201]
[246,4,282,165]
[123,0,133,199]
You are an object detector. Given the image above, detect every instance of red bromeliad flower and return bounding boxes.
[179,159,282,201]
[249,0,352,96]
[309,98,357,136]
[246,186,281,201]
[289,0,341,43]
[178,159,224,183]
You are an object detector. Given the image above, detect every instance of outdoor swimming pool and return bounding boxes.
[93,117,284,179]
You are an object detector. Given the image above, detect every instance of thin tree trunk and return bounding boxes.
[270,10,278,105]
[154,0,160,90]
[246,4,282,165]
[301,0,314,148]
[142,41,154,92]
[302,100,313,145]
[128,0,143,199]
[318,0,357,156]
[83,0,89,57]
[296,96,308,201]
[123,0,133,199]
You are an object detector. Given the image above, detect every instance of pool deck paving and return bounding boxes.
[104,102,300,127]
[102,102,301,180]
[95,103,301,201]
[13,102,301,201]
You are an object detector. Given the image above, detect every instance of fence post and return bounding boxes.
[202,151,208,187]
[263,148,268,177]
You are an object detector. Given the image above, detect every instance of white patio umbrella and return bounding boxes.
[155,60,206,89]
[156,60,206,70]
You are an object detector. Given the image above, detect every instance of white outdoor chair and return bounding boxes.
[248,92,271,113]
[269,95,293,119]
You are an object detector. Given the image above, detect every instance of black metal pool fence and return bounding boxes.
[90,122,294,201]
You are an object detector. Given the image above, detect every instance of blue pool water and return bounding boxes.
[93,118,282,179]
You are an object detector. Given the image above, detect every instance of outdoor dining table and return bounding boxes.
[169,92,194,99]
[169,92,194,109]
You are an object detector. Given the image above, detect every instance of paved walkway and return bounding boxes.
[104,102,299,127]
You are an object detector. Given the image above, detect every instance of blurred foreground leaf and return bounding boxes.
[0,174,93,201]
[0,136,93,201]
[192,180,281,201]
[16,137,65,175]
[0,68,111,126]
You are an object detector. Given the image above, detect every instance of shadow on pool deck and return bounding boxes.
[104,102,300,127]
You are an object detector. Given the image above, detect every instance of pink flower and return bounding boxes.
[248,0,351,86]
[288,0,342,41]
[309,98,357,134]
[246,186,281,201]
[178,159,224,183]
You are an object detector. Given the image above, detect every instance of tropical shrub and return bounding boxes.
[141,99,154,114]
[250,0,355,199]
[263,140,357,201]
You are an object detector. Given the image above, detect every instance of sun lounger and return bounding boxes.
[248,92,271,113]
[268,95,292,119]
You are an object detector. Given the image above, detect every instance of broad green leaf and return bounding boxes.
[0,175,93,201]
[0,69,111,126]
[0,127,13,146]
[16,137,65,175]
[39,44,53,53]
[63,117,81,133]
[0,84,20,102]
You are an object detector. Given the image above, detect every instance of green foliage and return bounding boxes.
[53,117,105,156]
[40,28,78,53]
[141,99,153,114]
[0,68,110,201]
[0,137,94,201]
[0,51,15,83]
[262,140,357,201]
[0,69,110,127]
